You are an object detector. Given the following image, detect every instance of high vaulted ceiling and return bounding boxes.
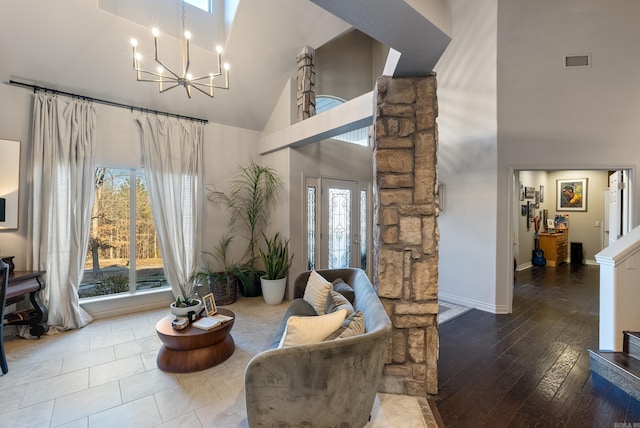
[0,0,450,131]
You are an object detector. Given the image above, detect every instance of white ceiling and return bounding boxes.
[0,0,351,130]
[1,0,451,131]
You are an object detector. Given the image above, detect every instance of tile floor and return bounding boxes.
[1,296,436,427]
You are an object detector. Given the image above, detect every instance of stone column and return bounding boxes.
[374,75,439,396]
[296,46,316,121]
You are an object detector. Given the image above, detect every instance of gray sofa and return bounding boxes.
[244,268,392,428]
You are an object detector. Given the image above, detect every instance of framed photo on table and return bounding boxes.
[557,178,587,211]
[203,293,217,316]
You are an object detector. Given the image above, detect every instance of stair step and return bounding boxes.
[624,331,640,359]
[590,350,640,401]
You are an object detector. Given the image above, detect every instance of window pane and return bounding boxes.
[134,170,167,293]
[80,168,167,299]
[81,168,131,298]
[186,0,210,12]
[328,188,350,268]
[307,186,316,271]
[360,190,367,270]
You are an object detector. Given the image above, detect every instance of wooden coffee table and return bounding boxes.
[155,308,235,373]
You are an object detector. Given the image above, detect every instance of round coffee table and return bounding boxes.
[155,308,235,373]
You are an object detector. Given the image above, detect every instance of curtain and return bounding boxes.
[137,115,204,299]
[29,93,95,332]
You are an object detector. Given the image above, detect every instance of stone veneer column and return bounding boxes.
[374,74,439,396]
[296,46,316,121]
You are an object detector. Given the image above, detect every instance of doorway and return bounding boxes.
[511,168,632,309]
[305,177,371,274]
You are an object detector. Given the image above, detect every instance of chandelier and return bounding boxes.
[130,0,229,98]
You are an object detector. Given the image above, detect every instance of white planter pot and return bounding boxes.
[261,277,287,305]
[170,300,203,317]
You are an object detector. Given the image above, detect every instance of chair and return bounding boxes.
[0,260,9,374]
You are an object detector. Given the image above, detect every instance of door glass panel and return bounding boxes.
[328,188,351,268]
[360,189,367,270]
[307,185,316,270]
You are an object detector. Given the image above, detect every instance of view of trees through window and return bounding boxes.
[79,167,167,298]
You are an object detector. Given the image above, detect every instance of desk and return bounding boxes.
[156,308,235,373]
[6,271,49,338]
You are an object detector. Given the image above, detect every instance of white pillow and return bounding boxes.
[279,309,347,348]
[303,270,333,315]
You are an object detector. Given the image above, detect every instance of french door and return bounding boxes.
[306,177,370,273]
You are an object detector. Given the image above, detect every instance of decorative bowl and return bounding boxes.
[170,300,203,317]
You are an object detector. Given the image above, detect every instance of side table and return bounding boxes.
[155,308,235,373]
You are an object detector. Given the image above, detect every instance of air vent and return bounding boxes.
[564,54,591,68]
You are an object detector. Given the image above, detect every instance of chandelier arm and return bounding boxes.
[189,72,222,82]
[159,83,182,93]
[185,84,192,99]
[189,83,215,98]
[189,81,230,91]
[135,68,179,80]
[153,59,181,80]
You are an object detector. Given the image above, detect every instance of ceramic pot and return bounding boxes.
[260,277,286,305]
[170,300,203,317]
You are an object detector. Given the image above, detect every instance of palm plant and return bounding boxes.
[209,158,282,295]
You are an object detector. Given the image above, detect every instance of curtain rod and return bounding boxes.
[8,80,208,124]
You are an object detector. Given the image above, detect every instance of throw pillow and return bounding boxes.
[279,308,348,347]
[325,290,355,317]
[303,270,333,315]
[332,278,355,304]
[325,311,365,340]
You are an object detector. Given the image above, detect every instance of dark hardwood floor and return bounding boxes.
[434,263,640,427]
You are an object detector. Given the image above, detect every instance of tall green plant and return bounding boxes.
[210,158,282,267]
[259,232,293,280]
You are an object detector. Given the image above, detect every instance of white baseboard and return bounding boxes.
[438,292,508,315]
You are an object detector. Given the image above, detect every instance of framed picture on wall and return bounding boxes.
[525,186,535,199]
[539,185,545,203]
[519,181,524,201]
[557,178,588,212]
[521,205,527,216]
[534,191,540,208]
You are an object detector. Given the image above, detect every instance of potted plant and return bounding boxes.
[210,158,282,296]
[258,232,294,305]
[170,294,203,317]
[190,234,241,306]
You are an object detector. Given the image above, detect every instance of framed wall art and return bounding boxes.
[557,178,587,211]
[525,186,535,199]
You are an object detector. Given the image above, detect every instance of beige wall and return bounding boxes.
[315,29,386,101]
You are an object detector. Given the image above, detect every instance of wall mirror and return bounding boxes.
[0,139,20,230]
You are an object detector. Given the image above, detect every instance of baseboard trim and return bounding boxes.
[438,292,508,314]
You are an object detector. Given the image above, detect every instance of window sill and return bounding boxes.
[80,287,173,319]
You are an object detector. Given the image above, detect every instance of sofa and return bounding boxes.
[244,268,392,428]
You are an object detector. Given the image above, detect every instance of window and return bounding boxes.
[185,0,211,13]
[79,167,167,298]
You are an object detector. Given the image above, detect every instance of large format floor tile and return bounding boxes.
[1,296,433,427]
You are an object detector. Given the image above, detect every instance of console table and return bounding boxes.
[6,271,49,338]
